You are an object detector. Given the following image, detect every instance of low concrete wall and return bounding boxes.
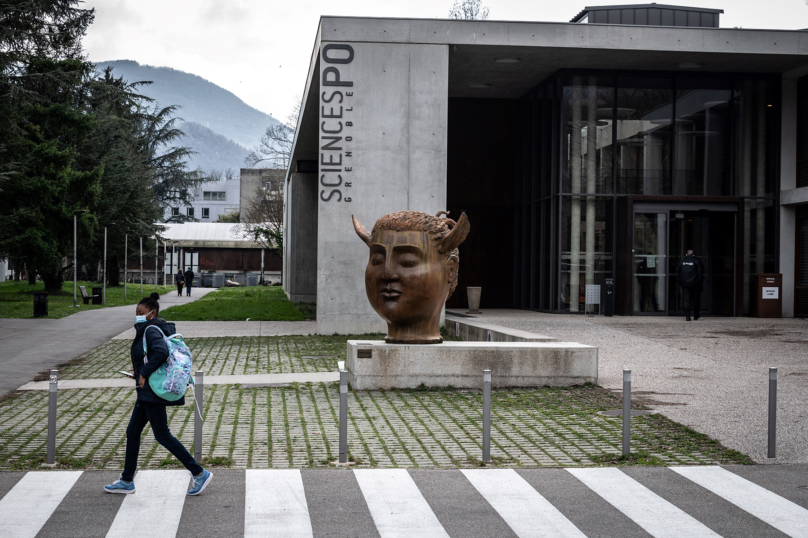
[346,340,597,390]
[445,315,556,343]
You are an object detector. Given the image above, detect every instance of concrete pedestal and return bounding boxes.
[346,340,598,390]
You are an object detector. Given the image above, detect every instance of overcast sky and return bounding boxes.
[83,0,808,124]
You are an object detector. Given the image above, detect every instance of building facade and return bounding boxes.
[283,5,808,334]
[165,175,240,222]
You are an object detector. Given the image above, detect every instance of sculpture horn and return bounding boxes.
[352,215,371,247]
[438,212,470,254]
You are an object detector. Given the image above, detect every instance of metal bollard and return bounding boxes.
[455,321,459,338]
[768,367,777,459]
[622,369,631,456]
[194,371,204,463]
[47,369,58,464]
[483,369,491,463]
[487,330,491,342]
[339,366,348,464]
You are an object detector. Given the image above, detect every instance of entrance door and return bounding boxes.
[633,213,668,314]
[668,214,711,315]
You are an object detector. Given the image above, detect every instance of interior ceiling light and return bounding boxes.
[468,83,492,88]
[495,57,521,64]
[677,62,704,69]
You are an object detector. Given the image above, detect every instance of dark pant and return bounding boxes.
[177,283,183,295]
[186,284,192,296]
[122,401,202,482]
[682,286,701,317]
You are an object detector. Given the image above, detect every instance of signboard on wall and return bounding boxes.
[762,287,779,300]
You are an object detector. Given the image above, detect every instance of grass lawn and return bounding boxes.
[161,285,314,321]
[0,280,159,319]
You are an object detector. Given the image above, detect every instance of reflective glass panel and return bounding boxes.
[735,79,779,198]
[633,213,667,313]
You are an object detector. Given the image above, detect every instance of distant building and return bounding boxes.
[164,175,240,222]
[240,168,286,222]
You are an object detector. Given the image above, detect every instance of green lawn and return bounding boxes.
[0,280,159,319]
[161,286,314,321]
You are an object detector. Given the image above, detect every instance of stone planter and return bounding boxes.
[466,286,482,314]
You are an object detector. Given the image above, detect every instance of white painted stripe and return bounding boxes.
[462,469,586,538]
[567,467,721,538]
[106,470,189,538]
[244,470,313,538]
[0,471,82,538]
[672,466,808,537]
[354,469,450,538]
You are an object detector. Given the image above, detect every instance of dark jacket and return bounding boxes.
[130,318,185,406]
[184,270,194,285]
[676,255,704,289]
[174,272,185,284]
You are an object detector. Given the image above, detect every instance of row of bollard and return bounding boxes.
[42,365,781,465]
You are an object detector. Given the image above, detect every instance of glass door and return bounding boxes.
[668,213,711,315]
[633,213,668,314]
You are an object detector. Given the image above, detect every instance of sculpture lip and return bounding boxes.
[380,287,402,298]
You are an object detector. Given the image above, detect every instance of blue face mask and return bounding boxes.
[136,310,154,324]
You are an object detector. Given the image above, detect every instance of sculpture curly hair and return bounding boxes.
[353,210,470,299]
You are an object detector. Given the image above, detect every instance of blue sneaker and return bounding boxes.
[104,475,135,494]
[188,469,212,496]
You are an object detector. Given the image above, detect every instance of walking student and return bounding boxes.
[175,268,185,296]
[184,267,195,297]
[675,249,705,321]
[104,293,212,495]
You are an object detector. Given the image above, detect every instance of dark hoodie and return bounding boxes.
[130,318,185,406]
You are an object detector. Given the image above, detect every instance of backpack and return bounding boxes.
[143,325,194,401]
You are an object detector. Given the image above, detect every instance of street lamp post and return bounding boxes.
[139,236,143,296]
[124,230,134,301]
[72,210,86,307]
[155,238,158,291]
[163,241,167,289]
[102,222,115,304]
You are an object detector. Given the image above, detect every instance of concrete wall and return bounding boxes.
[316,41,449,334]
[780,77,798,317]
[286,172,318,302]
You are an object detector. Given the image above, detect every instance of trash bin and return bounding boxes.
[202,274,213,288]
[752,273,782,318]
[33,292,48,317]
[92,287,102,305]
[604,278,615,317]
[212,274,225,288]
[247,274,258,287]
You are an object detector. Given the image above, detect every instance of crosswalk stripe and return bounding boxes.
[462,469,586,538]
[354,469,450,538]
[244,470,313,538]
[672,466,808,537]
[106,470,189,538]
[0,471,82,538]
[567,467,722,538]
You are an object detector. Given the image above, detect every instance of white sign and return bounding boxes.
[762,287,779,300]
[647,257,656,269]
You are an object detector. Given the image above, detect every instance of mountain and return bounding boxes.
[178,121,251,173]
[95,60,280,150]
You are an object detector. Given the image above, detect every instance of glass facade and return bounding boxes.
[515,71,780,315]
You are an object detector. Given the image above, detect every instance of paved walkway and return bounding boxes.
[3,466,808,537]
[111,320,317,340]
[449,309,808,464]
[0,288,217,398]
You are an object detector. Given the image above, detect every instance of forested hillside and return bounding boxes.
[179,122,250,172]
[95,60,280,149]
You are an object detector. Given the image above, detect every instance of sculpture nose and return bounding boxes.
[383,257,398,280]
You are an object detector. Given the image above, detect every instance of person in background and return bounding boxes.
[675,249,704,321]
[175,268,184,296]
[104,293,212,495]
[184,267,195,297]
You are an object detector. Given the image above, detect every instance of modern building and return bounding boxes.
[165,175,240,222]
[240,168,286,223]
[283,4,808,334]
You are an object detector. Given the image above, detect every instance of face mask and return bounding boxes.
[136,310,154,324]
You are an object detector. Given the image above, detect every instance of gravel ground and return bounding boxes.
[448,310,808,464]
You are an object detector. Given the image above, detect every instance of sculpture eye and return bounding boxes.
[399,254,420,268]
[370,254,384,266]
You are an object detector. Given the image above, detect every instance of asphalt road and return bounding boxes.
[0,288,216,397]
[2,465,808,537]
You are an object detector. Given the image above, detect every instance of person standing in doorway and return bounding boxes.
[184,267,195,297]
[175,268,185,296]
[675,250,704,321]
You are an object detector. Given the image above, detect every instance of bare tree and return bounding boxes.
[235,179,284,270]
[449,0,489,20]
[245,96,301,169]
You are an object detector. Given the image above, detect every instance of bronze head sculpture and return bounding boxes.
[352,210,470,344]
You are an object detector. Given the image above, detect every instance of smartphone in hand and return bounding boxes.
[119,370,135,379]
